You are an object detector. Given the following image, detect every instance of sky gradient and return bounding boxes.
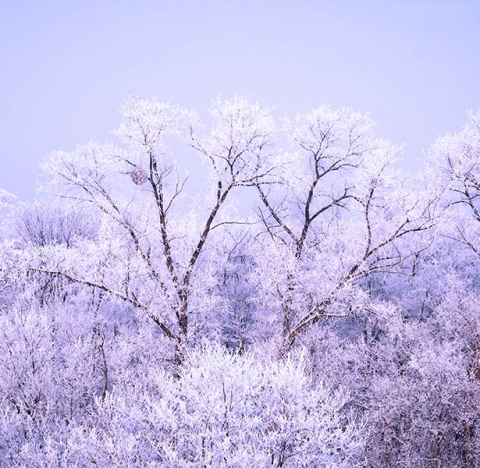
[1,0,480,201]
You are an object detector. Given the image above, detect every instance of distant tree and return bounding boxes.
[15,202,97,248]
[0,188,17,240]
[216,248,257,352]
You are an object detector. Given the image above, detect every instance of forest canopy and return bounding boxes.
[1,97,480,466]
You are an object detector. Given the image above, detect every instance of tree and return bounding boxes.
[250,106,435,357]
[15,201,97,248]
[0,188,17,241]
[428,111,480,263]
[39,96,275,370]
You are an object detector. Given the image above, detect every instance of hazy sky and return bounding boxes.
[1,0,480,201]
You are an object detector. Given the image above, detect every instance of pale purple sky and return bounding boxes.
[1,0,479,201]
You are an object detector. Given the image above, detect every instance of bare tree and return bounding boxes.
[429,111,480,258]
[252,106,435,357]
[39,96,275,370]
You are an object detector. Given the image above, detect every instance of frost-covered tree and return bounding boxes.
[0,188,17,241]
[39,96,275,369]
[251,106,435,356]
[15,201,97,248]
[428,111,480,268]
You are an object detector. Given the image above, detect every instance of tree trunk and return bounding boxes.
[172,300,189,378]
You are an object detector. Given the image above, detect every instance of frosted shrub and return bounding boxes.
[80,345,363,467]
